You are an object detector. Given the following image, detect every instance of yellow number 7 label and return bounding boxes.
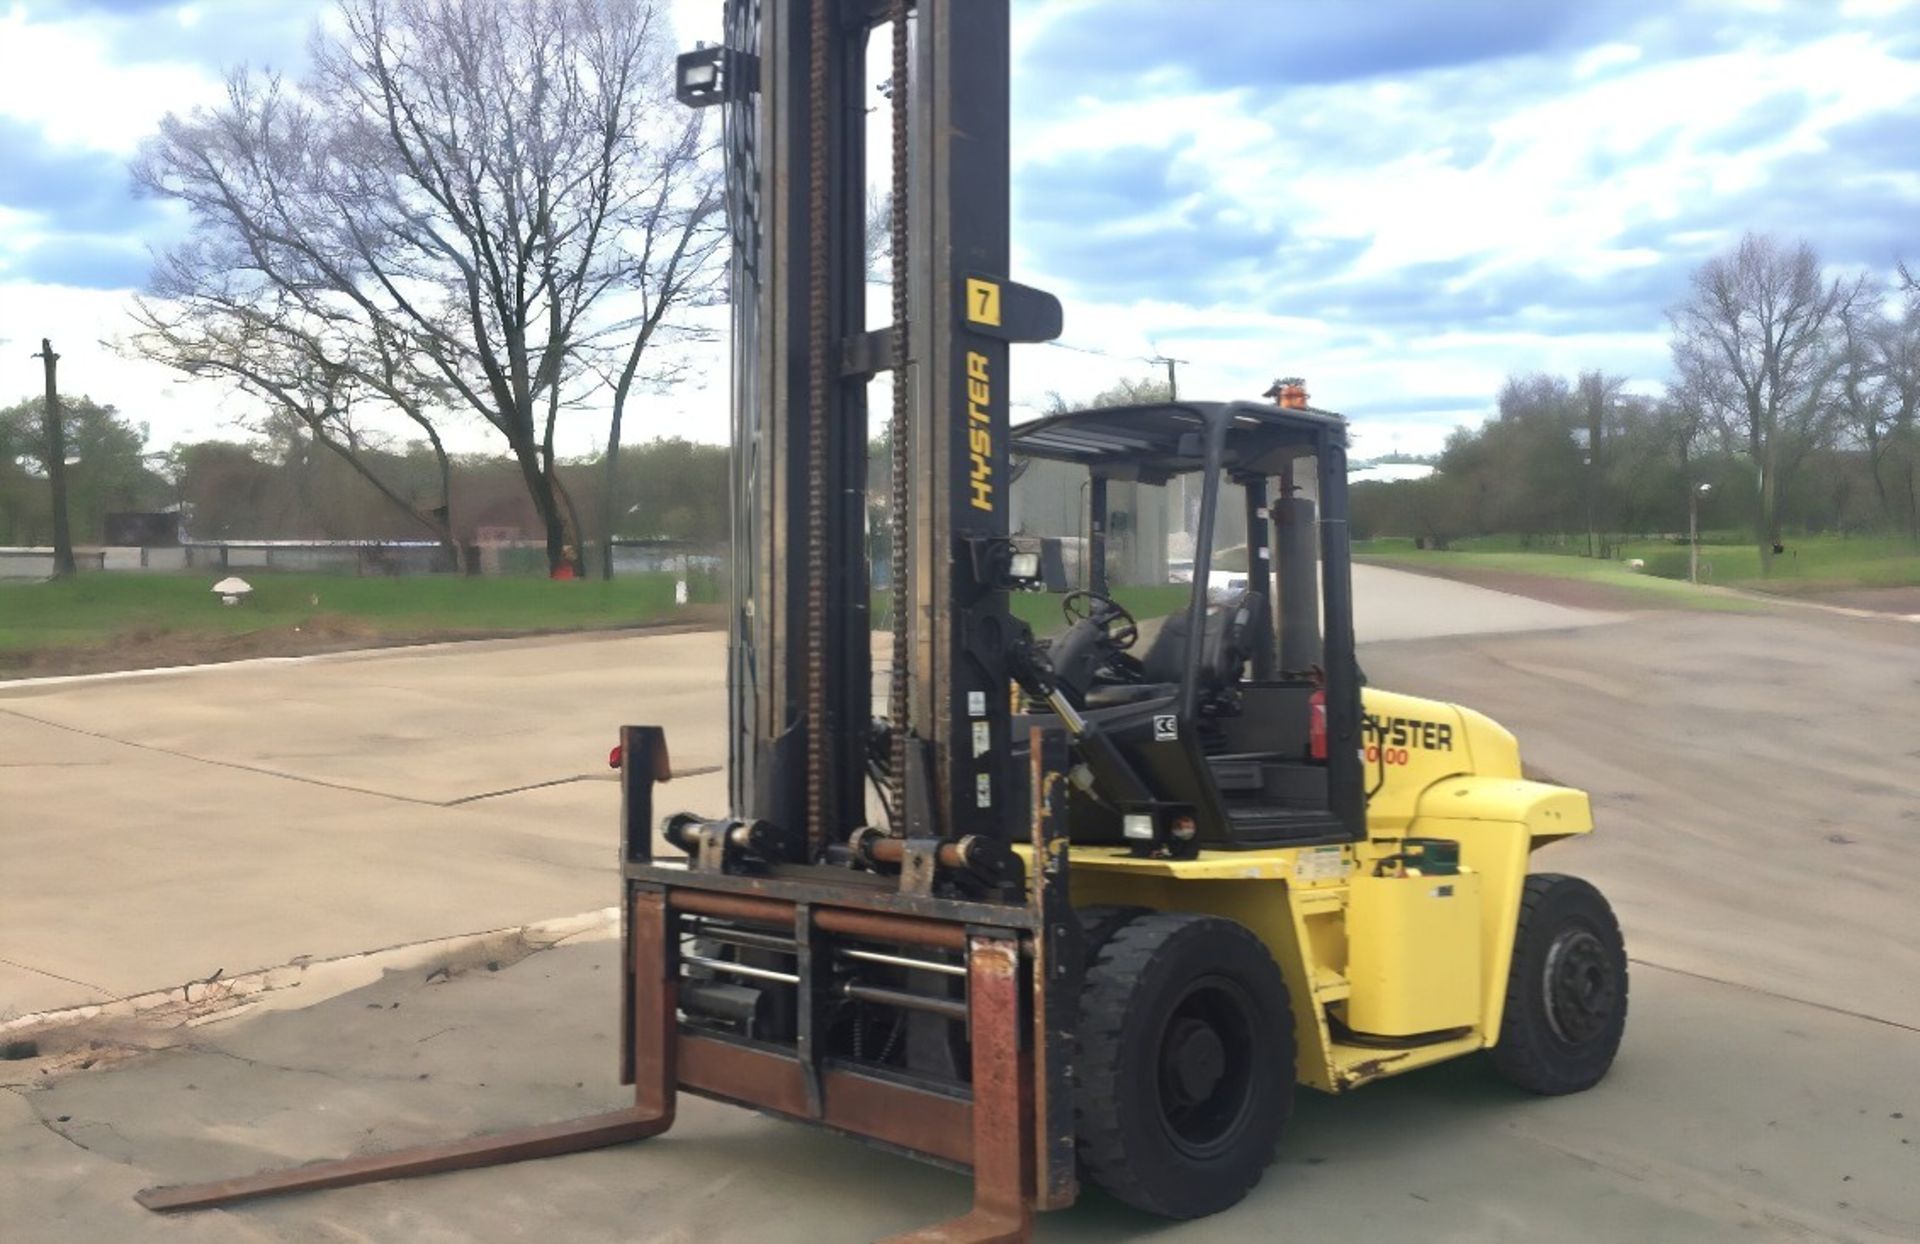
[965,277,1002,327]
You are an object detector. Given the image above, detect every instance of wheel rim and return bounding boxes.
[1542,927,1616,1045]
[1154,976,1258,1160]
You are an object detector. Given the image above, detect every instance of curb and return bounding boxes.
[0,617,724,691]
[0,907,619,1073]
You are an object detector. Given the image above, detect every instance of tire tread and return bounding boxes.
[1491,873,1628,1096]
[1074,913,1294,1219]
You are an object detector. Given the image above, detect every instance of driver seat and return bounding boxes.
[1083,592,1265,709]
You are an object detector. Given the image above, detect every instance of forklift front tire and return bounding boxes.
[1491,874,1629,1096]
[1074,913,1295,1219]
[1073,904,1150,964]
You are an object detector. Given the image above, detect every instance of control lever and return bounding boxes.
[1009,632,1151,805]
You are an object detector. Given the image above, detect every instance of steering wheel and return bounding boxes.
[1061,590,1139,651]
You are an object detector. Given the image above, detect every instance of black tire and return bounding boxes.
[1075,913,1295,1219]
[1491,874,1629,1095]
[1074,904,1149,963]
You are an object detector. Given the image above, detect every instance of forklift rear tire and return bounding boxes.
[1074,913,1294,1219]
[1491,874,1628,1096]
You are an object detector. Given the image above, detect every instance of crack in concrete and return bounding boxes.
[3,1082,140,1168]
[1632,958,1920,1035]
[0,705,444,806]
[443,763,720,805]
[0,956,114,998]
[0,705,712,807]
[441,774,599,805]
[177,1040,492,1091]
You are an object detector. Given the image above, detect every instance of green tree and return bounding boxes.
[0,395,168,543]
[614,437,729,543]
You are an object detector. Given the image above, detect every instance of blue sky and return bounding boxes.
[2,0,1917,456]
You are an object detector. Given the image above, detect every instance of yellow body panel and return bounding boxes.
[1067,689,1595,1093]
[1346,868,1482,1036]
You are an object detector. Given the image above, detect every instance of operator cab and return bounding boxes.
[1010,400,1365,853]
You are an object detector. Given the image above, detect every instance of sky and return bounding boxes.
[1,0,1917,461]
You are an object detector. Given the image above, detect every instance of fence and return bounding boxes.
[0,546,186,579]
[0,539,724,581]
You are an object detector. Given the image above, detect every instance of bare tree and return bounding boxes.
[1850,283,1920,541]
[132,285,460,562]
[593,122,724,579]
[1669,233,1861,573]
[1832,289,1900,529]
[134,0,709,574]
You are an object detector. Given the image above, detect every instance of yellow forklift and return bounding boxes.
[137,0,1625,1237]
[1002,398,1627,1217]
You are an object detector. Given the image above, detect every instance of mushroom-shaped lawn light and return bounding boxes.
[211,576,253,607]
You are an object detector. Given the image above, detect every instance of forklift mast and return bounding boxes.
[702,0,1059,854]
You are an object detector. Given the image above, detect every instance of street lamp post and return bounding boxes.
[1689,482,1712,585]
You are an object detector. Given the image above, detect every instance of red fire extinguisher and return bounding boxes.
[1309,688,1327,761]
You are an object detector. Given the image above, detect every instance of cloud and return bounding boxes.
[0,115,179,290]
[7,0,1920,456]
[1020,0,1648,95]
[1342,394,1491,417]
[1005,1,1920,446]
[0,116,159,234]
[1705,90,1813,152]
[57,0,182,12]
[6,235,152,289]
[88,0,326,75]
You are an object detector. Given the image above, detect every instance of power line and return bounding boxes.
[1038,338,1134,360]
[1039,338,1187,367]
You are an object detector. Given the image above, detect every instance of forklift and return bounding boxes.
[136,0,1627,1238]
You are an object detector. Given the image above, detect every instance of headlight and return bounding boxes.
[1122,813,1154,841]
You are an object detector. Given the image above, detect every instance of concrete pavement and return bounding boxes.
[4,566,1918,1240]
[0,630,727,1017]
[4,928,1914,1243]
[0,568,1612,1018]
[1362,605,1920,1031]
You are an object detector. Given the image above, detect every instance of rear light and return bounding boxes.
[1309,689,1327,761]
[608,744,623,770]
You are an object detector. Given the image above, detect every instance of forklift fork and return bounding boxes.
[137,729,1060,1242]
[137,917,1034,1244]
[136,887,682,1212]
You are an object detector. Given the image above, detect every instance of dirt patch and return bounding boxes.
[0,606,724,681]
[1361,560,1678,612]
[1785,585,1920,616]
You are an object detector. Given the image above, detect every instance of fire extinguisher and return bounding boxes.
[1309,687,1327,761]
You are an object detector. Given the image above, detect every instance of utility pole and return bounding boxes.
[1149,354,1186,401]
[33,339,77,578]
[1150,355,1187,534]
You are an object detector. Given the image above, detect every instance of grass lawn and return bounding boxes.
[1612,535,1920,593]
[0,571,713,671]
[1356,532,1920,604]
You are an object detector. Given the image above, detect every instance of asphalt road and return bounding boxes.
[3,567,1916,1241]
